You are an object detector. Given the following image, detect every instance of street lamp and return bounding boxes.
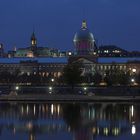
[131,78,135,83]
[15,86,19,90]
[49,86,52,94]
[83,87,87,95]
[51,78,54,82]
[84,87,87,91]
[49,86,52,91]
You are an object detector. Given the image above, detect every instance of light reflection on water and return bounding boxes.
[0,102,140,140]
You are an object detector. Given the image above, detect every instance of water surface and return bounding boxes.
[0,101,139,140]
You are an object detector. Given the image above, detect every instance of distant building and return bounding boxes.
[0,58,67,78]
[98,45,129,57]
[14,32,69,58]
[0,43,4,57]
[69,20,140,77]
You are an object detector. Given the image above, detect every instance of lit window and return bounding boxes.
[132,68,136,73]
[104,50,109,53]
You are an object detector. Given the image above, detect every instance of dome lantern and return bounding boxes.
[81,20,87,29]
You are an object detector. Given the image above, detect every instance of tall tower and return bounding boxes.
[31,32,37,51]
[73,20,96,56]
[30,32,37,57]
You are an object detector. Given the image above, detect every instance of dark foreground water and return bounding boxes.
[0,102,139,140]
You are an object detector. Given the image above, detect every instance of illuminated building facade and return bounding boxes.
[98,45,129,57]
[0,58,66,79]
[14,32,62,58]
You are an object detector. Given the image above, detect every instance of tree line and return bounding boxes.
[0,63,140,87]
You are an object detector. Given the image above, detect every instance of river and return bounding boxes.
[0,101,139,140]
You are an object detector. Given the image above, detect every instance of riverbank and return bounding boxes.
[0,94,139,102]
[0,85,140,102]
[0,85,140,96]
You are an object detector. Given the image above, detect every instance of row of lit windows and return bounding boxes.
[96,65,126,71]
[20,71,62,77]
[98,50,121,54]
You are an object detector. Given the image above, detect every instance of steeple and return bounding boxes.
[81,20,87,29]
[31,32,37,47]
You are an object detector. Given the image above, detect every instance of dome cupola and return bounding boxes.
[73,20,96,56]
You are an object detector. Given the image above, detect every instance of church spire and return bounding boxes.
[31,32,37,47]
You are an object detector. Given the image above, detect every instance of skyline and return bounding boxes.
[0,0,140,51]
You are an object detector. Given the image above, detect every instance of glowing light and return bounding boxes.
[92,127,96,134]
[15,86,19,90]
[51,78,54,82]
[132,125,136,135]
[104,50,109,53]
[68,52,72,56]
[27,51,34,58]
[30,134,34,140]
[26,105,29,114]
[113,50,120,53]
[49,87,52,90]
[131,78,135,83]
[57,105,60,116]
[103,127,109,136]
[112,128,119,136]
[131,105,134,117]
[84,87,87,91]
[132,69,136,73]
[31,40,36,46]
[34,105,36,115]
[51,104,54,115]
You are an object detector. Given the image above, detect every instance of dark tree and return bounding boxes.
[119,70,130,85]
[93,72,102,85]
[62,63,82,89]
[63,104,81,130]
[104,69,131,86]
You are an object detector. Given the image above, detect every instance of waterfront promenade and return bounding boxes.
[0,94,139,102]
[0,85,140,102]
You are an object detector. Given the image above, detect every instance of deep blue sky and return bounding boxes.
[0,0,140,52]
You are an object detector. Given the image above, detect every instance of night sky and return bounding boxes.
[0,0,140,52]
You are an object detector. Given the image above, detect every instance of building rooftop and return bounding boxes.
[98,57,140,63]
[0,57,68,64]
[0,57,140,64]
